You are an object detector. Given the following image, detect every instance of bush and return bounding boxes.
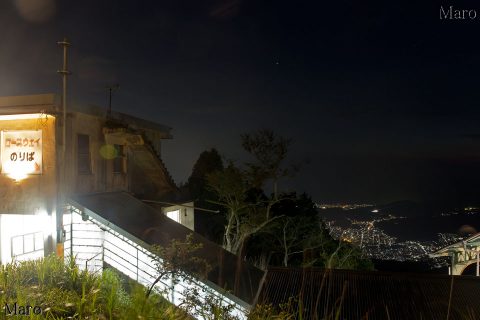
[0,255,303,319]
[0,255,188,319]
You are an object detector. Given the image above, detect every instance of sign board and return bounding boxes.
[1,130,42,176]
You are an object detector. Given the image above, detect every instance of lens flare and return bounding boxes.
[14,0,56,23]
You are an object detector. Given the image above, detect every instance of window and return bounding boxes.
[77,134,91,174]
[11,236,23,256]
[166,210,180,223]
[113,144,126,173]
[11,232,44,257]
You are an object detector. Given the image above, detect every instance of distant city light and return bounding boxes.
[315,203,374,210]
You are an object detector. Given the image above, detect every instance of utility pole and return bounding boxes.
[57,37,71,257]
[57,37,70,170]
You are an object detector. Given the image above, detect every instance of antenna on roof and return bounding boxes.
[106,83,120,117]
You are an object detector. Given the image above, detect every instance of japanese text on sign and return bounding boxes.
[1,130,42,175]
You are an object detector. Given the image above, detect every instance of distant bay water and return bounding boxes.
[317,201,479,242]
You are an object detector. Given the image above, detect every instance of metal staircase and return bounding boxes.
[63,196,251,319]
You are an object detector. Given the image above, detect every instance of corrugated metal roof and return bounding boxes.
[258,267,480,320]
[69,192,264,305]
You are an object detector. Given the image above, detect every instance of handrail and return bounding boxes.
[65,204,251,318]
[85,251,102,271]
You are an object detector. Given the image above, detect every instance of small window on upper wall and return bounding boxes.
[113,144,126,173]
[77,134,91,174]
[166,210,180,223]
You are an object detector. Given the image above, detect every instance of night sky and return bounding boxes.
[2,0,480,206]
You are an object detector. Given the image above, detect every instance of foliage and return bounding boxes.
[264,193,325,267]
[244,192,372,270]
[198,129,296,256]
[146,233,212,300]
[147,233,263,320]
[0,254,189,319]
[241,129,294,199]
[181,286,241,320]
[193,130,372,270]
[185,148,226,243]
[319,240,374,270]
[0,254,373,319]
[206,162,283,254]
[188,148,224,203]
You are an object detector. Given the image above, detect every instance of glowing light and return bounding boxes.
[166,210,180,223]
[38,209,54,236]
[0,213,50,263]
[13,0,56,23]
[99,144,117,159]
[7,168,28,182]
[1,130,43,181]
[0,113,53,121]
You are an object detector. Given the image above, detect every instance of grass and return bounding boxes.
[0,255,294,319]
[0,255,190,319]
[0,255,358,319]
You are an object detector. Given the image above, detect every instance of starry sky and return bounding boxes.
[1,0,480,206]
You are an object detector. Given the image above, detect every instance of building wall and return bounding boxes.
[0,115,57,263]
[0,94,187,264]
[67,112,129,195]
[162,202,195,230]
[0,116,56,216]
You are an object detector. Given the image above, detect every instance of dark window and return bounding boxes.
[113,144,126,173]
[77,134,91,174]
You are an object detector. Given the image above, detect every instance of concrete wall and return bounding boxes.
[67,112,129,195]
[0,116,57,215]
[0,94,189,256]
[0,115,57,261]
